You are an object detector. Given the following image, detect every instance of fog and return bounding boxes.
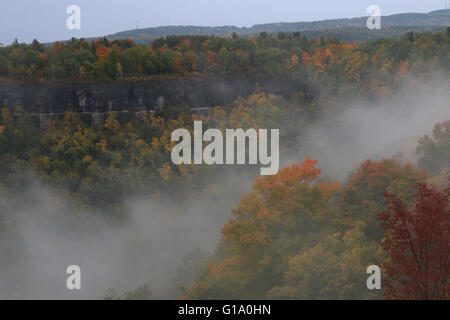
[289,74,450,181]
[0,172,254,299]
[0,74,449,299]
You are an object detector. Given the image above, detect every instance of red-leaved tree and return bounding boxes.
[379,183,450,299]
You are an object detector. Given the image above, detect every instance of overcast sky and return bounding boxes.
[0,0,448,44]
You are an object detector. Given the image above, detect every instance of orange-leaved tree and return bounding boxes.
[184,158,382,299]
[183,158,339,299]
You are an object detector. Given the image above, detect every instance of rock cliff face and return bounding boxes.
[0,76,307,127]
[0,77,306,112]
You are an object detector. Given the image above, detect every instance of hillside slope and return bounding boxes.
[105,9,450,43]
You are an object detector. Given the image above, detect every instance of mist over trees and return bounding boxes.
[0,29,449,299]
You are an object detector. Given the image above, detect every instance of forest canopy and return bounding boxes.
[0,29,449,88]
[0,29,449,300]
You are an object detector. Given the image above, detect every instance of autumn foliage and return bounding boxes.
[2,29,449,88]
[379,183,450,299]
[340,159,427,241]
[0,29,450,299]
[184,158,386,299]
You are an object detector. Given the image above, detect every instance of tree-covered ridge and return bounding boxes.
[1,28,449,95]
[87,9,450,44]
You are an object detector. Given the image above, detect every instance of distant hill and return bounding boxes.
[100,9,450,43]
